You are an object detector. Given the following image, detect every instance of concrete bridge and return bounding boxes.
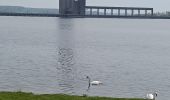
[85,6,153,17]
[59,0,154,18]
[0,0,170,19]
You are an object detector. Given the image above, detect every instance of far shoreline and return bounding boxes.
[0,13,170,19]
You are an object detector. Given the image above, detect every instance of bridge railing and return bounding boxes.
[85,6,153,17]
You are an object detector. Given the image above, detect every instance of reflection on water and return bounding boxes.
[57,19,76,94]
[57,48,76,94]
[58,48,74,67]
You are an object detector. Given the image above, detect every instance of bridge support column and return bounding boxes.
[145,10,147,16]
[131,9,134,16]
[125,9,127,16]
[118,9,120,16]
[104,9,106,15]
[97,8,99,15]
[90,8,92,15]
[111,9,113,15]
[138,9,140,16]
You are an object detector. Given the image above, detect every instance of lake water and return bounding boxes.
[0,16,170,100]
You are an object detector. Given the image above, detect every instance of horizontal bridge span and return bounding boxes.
[85,6,153,10]
[85,6,153,17]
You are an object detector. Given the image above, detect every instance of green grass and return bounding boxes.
[0,92,146,100]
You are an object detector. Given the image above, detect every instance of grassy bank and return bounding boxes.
[0,92,146,100]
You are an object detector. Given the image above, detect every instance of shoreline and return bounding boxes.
[0,13,170,19]
[0,92,146,100]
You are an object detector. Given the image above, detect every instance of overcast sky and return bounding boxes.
[0,0,169,12]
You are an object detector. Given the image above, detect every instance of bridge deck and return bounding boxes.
[86,6,153,10]
[85,6,153,17]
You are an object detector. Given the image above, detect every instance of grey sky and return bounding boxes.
[0,0,169,12]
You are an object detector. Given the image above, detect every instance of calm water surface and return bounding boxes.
[0,16,170,100]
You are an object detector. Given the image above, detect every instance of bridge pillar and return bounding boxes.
[59,0,86,15]
[118,9,120,16]
[125,9,127,16]
[97,8,99,15]
[90,8,92,15]
[145,10,147,16]
[104,9,106,15]
[111,9,113,15]
[138,9,140,16]
[131,9,134,16]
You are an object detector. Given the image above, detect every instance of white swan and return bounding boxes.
[146,92,158,100]
[86,76,102,85]
[90,81,102,85]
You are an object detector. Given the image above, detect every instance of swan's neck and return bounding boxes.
[88,78,91,88]
[153,93,157,100]
[88,78,91,84]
